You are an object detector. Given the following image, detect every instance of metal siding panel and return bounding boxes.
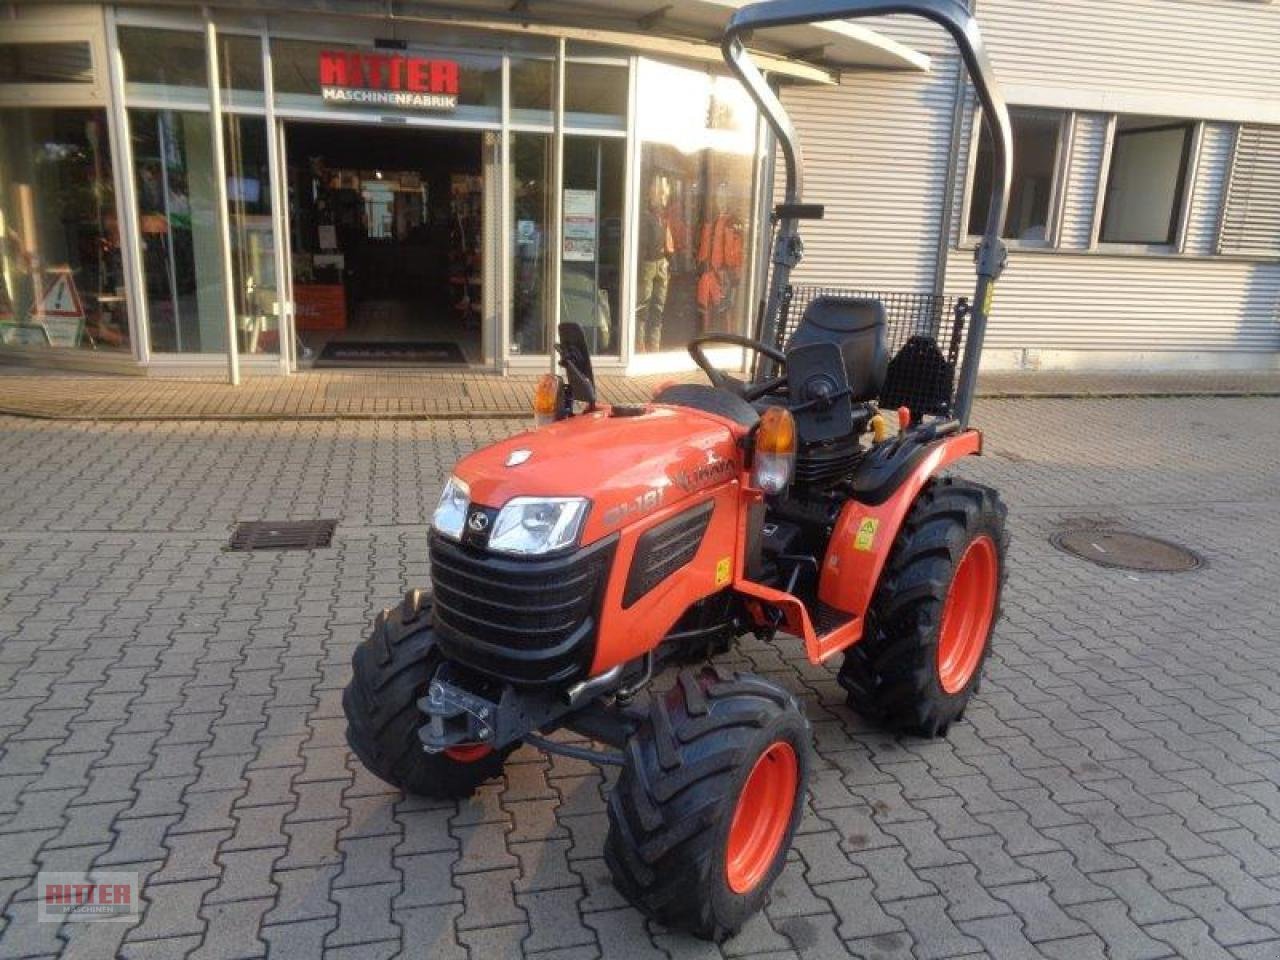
[1220,125,1280,256]
[1185,122,1234,255]
[1059,113,1107,250]
[782,4,1280,358]
[977,0,1280,104]
[945,254,1280,352]
[779,16,958,292]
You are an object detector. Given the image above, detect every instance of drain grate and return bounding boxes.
[229,519,337,552]
[1050,528,1202,573]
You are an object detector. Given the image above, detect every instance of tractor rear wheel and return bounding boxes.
[343,589,507,798]
[604,667,811,941]
[839,478,1007,737]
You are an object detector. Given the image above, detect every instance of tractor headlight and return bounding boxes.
[432,475,470,540]
[488,497,589,555]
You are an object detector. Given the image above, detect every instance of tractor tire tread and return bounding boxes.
[839,478,1007,737]
[344,590,506,799]
[605,667,811,941]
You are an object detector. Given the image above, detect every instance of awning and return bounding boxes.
[88,0,930,84]
[398,0,930,82]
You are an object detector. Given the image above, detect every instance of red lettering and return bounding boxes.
[46,884,67,904]
[364,54,389,89]
[319,51,347,86]
[406,57,429,92]
[320,50,460,96]
[100,885,114,905]
[430,60,459,95]
[386,56,405,90]
[115,884,132,904]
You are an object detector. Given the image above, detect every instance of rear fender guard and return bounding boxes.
[817,429,982,635]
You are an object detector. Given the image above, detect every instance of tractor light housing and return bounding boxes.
[752,407,796,494]
[431,475,471,540]
[533,373,563,427]
[488,497,590,556]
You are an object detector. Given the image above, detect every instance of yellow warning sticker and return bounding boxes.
[854,517,880,552]
[715,556,732,586]
[982,283,995,315]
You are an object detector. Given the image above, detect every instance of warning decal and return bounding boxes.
[715,557,732,587]
[854,517,880,552]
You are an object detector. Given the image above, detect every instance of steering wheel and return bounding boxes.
[687,334,789,403]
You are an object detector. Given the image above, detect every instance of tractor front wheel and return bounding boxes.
[839,478,1007,737]
[604,667,811,941]
[343,589,507,799]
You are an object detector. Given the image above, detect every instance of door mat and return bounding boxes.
[315,341,467,367]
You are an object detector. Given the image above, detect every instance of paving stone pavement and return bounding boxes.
[0,396,1278,959]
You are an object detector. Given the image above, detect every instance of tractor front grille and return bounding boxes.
[428,532,617,686]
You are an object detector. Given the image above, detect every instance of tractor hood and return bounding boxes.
[453,405,745,547]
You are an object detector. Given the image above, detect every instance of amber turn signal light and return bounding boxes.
[533,374,563,427]
[752,407,796,493]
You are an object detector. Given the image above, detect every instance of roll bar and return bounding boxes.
[723,0,1012,426]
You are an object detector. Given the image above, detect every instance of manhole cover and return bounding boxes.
[229,519,337,551]
[1050,528,1202,572]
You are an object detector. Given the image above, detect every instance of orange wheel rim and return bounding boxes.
[725,741,799,894]
[937,534,998,694]
[444,744,492,763]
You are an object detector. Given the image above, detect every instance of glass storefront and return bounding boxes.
[633,60,759,354]
[563,135,624,355]
[224,114,277,355]
[0,107,130,352]
[510,132,552,356]
[131,108,228,354]
[0,10,768,377]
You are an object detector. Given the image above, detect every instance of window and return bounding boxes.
[1099,116,1194,246]
[968,107,1064,245]
[131,109,228,354]
[562,136,625,355]
[0,42,93,84]
[1218,124,1280,257]
[633,62,758,354]
[119,27,208,90]
[217,33,265,111]
[0,108,130,352]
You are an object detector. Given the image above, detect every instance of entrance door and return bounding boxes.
[279,119,487,368]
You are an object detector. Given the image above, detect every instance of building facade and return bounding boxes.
[1,0,1276,381]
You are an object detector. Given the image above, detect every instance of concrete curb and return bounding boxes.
[4,389,1279,422]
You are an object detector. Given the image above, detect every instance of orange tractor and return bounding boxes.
[345,0,1013,940]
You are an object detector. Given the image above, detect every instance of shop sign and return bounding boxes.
[563,190,598,262]
[318,50,460,111]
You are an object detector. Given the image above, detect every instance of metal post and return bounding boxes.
[104,5,151,365]
[620,54,639,368]
[499,54,512,373]
[549,36,566,372]
[262,31,291,374]
[205,12,240,385]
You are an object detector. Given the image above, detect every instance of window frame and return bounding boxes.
[960,102,1070,250]
[1095,116,1198,251]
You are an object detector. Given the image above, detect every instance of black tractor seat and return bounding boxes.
[651,382,760,428]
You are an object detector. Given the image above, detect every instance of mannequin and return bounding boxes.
[637,173,673,352]
[695,181,745,334]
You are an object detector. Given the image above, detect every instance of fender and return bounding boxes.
[817,429,983,639]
